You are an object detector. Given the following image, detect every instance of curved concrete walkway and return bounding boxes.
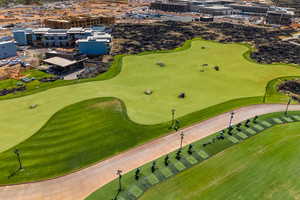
[1,104,300,200]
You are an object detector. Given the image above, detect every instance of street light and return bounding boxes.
[14,149,23,170]
[170,108,176,129]
[180,131,184,150]
[117,169,123,192]
[228,112,235,128]
[176,132,184,160]
[112,169,123,200]
[285,97,292,116]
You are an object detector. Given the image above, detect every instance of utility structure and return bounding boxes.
[113,169,123,200]
[176,132,185,160]
[14,149,23,171]
[180,131,184,149]
[228,112,235,128]
[285,97,292,116]
[117,170,123,191]
[170,108,176,129]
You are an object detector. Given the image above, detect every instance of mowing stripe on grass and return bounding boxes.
[245,128,257,135]
[237,132,248,139]
[179,157,193,168]
[281,116,294,122]
[253,124,264,131]
[259,120,272,127]
[291,115,300,121]
[185,155,198,165]
[160,167,173,178]
[191,152,203,161]
[198,150,210,159]
[138,178,152,190]
[272,118,284,124]
[168,163,180,174]
[117,195,126,200]
[173,160,186,171]
[128,185,143,197]
[154,170,166,182]
[147,174,159,185]
[120,190,136,200]
[227,136,240,144]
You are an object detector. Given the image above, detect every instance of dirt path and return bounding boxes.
[1,104,300,200]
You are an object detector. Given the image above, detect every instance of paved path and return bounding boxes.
[1,104,300,200]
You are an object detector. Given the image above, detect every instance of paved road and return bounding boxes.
[1,104,300,200]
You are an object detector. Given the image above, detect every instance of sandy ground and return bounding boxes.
[0,104,300,200]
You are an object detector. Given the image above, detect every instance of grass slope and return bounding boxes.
[0,96,271,185]
[0,39,299,152]
[0,98,166,185]
[140,123,300,200]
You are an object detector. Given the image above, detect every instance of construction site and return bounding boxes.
[44,16,115,29]
[0,0,300,93]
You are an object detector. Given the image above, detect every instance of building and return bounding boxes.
[276,0,300,17]
[266,11,294,25]
[44,16,115,29]
[195,16,214,22]
[43,56,87,74]
[150,1,190,12]
[229,4,269,15]
[0,41,17,59]
[196,5,234,15]
[13,27,112,51]
[77,32,112,55]
[13,28,33,46]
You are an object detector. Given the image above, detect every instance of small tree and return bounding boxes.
[253,116,258,123]
[188,144,193,155]
[135,168,141,180]
[176,149,181,160]
[164,155,169,166]
[151,161,156,173]
[245,119,250,127]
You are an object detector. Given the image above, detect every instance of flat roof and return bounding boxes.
[0,40,15,45]
[43,57,77,68]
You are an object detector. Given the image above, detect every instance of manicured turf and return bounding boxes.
[0,39,299,153]
[0,98,166,185]
[140,123,300,200]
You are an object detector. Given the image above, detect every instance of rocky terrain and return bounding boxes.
[112,21,300,65]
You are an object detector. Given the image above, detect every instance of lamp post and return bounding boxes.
[14,149,23,170]
[180,131,184,150]
[170,108,176,129]
[285,97,291,116]
[117,170,123,192]
[228,112,235,128]
[176,132,184,160]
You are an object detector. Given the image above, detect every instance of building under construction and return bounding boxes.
[44,16,115,29]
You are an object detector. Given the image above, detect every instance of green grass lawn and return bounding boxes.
[0,98,166,185]
[140,123,300,200]
[0,39,299,153]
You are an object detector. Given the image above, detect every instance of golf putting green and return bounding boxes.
[0,39,299,152]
